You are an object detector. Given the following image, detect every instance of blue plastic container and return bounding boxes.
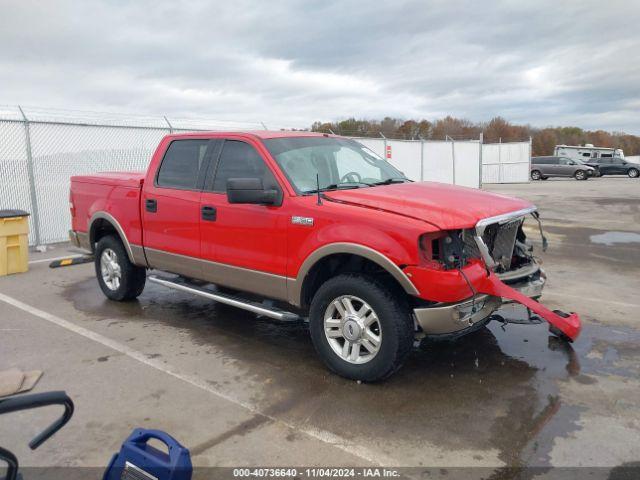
[103,428,192,480]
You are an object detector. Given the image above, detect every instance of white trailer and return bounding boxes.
[554,144,625,161]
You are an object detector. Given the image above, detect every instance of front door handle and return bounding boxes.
[201,205,217,221]
[145,198,157,213]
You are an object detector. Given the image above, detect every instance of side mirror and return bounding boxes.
[226,178,281,206]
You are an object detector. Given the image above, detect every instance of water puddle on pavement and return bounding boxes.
[63,278,640,468]
[590,231,640,246]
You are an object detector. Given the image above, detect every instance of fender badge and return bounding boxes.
[291,216,314,226]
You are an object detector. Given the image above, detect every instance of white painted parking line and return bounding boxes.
[0,291,390,466]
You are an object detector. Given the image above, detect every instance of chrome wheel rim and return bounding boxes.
[531,171,540,180]
[630,169,639,178]
[576,171,585,180]
[100,248,121,291]
[324,295,382,364]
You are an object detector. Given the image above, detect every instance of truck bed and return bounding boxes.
[70,171,145,188]
[70,171,145,246]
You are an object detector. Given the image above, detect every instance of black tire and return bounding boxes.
[531,170,542,181]
[574,169,588,181]
[628,168,639,178]
[95,235,146,301]
[308,273,414,382]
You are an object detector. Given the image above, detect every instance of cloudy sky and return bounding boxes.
[1,0,639,132]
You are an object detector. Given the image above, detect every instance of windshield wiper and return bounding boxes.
[303,183,368,195]
[370,177,411,186]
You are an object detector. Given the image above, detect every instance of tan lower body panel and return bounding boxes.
[70,230,148,268]
[129,245,148,267]
[144,248,289,301]
[69,230,92,251]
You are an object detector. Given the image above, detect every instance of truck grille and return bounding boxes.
[463,219,522,270]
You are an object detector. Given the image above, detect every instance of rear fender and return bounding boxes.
[89,212,137,264]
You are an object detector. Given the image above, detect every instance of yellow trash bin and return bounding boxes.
[0,210,30,276]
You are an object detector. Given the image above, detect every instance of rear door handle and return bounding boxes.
[201,205,216,221]
[145,199,157,213]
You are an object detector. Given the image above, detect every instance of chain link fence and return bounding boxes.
[0,105,269,246]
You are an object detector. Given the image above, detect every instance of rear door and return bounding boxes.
[544,157,562,176]
[611,159,628,174]
[198,138,289,300]
[142,139,213,274]
[536,157,554,176]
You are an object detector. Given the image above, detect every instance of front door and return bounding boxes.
[557,157,574,176]
[142,139,212,276]
[597,158,615,175]
[199,138,289,300]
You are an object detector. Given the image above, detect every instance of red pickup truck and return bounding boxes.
[69,131,581,381]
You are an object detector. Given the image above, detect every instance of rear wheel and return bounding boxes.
[574,170,588,181]
[309,274,414,382]
[531,170,542,181]
[628,168,639,178]
[95,235,146,301]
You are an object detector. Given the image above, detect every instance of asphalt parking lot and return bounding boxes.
[1,177,639,473]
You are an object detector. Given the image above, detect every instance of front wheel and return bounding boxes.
[95,235,146,301]
[574,170,588,181]
[309,274,414,382]
[531,170,542,181]
[628,168,639,178]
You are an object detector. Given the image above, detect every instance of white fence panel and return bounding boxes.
[452,141,481,188]
[481,142,530,183]
[423,141,454,184]
[353,137,482,187]
[385,140,422,181]
[354,137,385,159]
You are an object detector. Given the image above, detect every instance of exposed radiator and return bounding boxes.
[464,219,522,270]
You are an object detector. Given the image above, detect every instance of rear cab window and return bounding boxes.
[156,140,210,190]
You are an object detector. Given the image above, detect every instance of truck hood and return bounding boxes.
[323,182,533,229]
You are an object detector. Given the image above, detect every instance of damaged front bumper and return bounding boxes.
[413,264,546,337]
[413,206,582,342]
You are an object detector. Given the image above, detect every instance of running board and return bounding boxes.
[148,275,302,322]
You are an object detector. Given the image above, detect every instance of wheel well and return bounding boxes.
[300,253,406,308]
[89,218,119,252]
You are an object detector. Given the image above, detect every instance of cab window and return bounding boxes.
[212,140,279,193]
[156,140,209,190]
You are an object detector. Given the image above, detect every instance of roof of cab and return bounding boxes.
[166,130,333,140]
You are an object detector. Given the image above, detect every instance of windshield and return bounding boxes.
[263,136,407,194]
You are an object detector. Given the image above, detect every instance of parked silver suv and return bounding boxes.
[531,156,596,181]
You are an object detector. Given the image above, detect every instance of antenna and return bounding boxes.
[316,173,322,206]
